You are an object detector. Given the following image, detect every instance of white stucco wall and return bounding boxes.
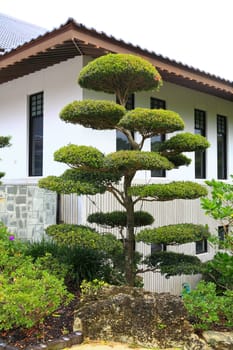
[0,55,233,184]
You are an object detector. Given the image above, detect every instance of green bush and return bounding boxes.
[202,252,233,292]
[183,281,233,330]
[80,279,109,301]
[25,238,125,288]
[0,225,73,331]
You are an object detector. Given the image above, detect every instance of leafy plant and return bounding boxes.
[25,238,125,288]
[201,177,233,251]
[0,224,73,331]
[183,281,233,330]
[80,279,109,301]
[202,252,233,292]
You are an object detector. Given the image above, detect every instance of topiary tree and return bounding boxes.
[39,53,210,286]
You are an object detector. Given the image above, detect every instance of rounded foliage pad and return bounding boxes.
[105,150,174,173]
[78,53,162,104]
[137,223,210,245]
[118,108,184,135]
[60,100,126,130]
[88,211,154,228]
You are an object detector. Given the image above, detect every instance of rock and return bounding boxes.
[74,286,195,349]
[202,331,233,350]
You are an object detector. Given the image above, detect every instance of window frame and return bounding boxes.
[217,114,227,180]
[194,109,206,179]
[150,97,166,178]
[28,92,44,177]
[195,238,208,254]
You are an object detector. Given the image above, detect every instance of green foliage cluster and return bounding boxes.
[160,132,210,154]
[183,281,233,330]
[166,154,191,167]
[39,163,122,195]
[137,223,210,245]
[118,108,184,134]
[80,279,109,302]
[0,135,11,182]
[201,177,233,222]
[60,99,126,129]
[38,175,102,195]
[106,150,173,173]
[54,144,104,168]
[25,239,124,287]
[203,252,233,292]
[143,251,202,277]
[45,224,121,250]
[78,53,162,104]
[0,136,11,148]
[87,210,154,228]
[129,181,208,200]
[201,177,233,250]
[0,223,72,331]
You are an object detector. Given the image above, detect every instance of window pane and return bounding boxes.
[217,115,227,179]
[29,92,43,176]
[151,98,166,177]
[194,109,206,179]
[196,239,207,254]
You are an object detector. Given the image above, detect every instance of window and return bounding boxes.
[151,243,167,254]
[217,115,227,179]
[150,97,166,177]
[116,94,134,151]
[194,109,206,179]
[29,92,43,176]
[196,239,208,254]
[218,225,229,248]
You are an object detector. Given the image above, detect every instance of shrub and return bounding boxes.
[202,252,233,292]
[25,239,125,288]
[183,281,233,330]
[0,225,73,330]
[80,279,109,301]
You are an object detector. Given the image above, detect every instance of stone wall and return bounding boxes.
[0,185,57,241]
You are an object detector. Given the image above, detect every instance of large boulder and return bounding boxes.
[73,286,206,349]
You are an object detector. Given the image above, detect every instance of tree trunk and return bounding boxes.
[124,174,135,286]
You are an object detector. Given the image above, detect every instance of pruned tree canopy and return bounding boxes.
[136,223,210,245]
[118,108,184,136]
[54,145,105,168]
[88,211,154,228]
[78,53,162,105]
[60,100,126,130]
[128,181,208,200]
[105,150,174,173]
[143,251,202,277]
[159,132,210,154]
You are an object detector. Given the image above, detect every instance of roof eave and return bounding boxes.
[1,19,233,101]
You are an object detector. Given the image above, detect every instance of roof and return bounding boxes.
[0,16,233,101]
[0,13,46,52]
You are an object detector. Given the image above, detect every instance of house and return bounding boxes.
[1,13,233,294]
